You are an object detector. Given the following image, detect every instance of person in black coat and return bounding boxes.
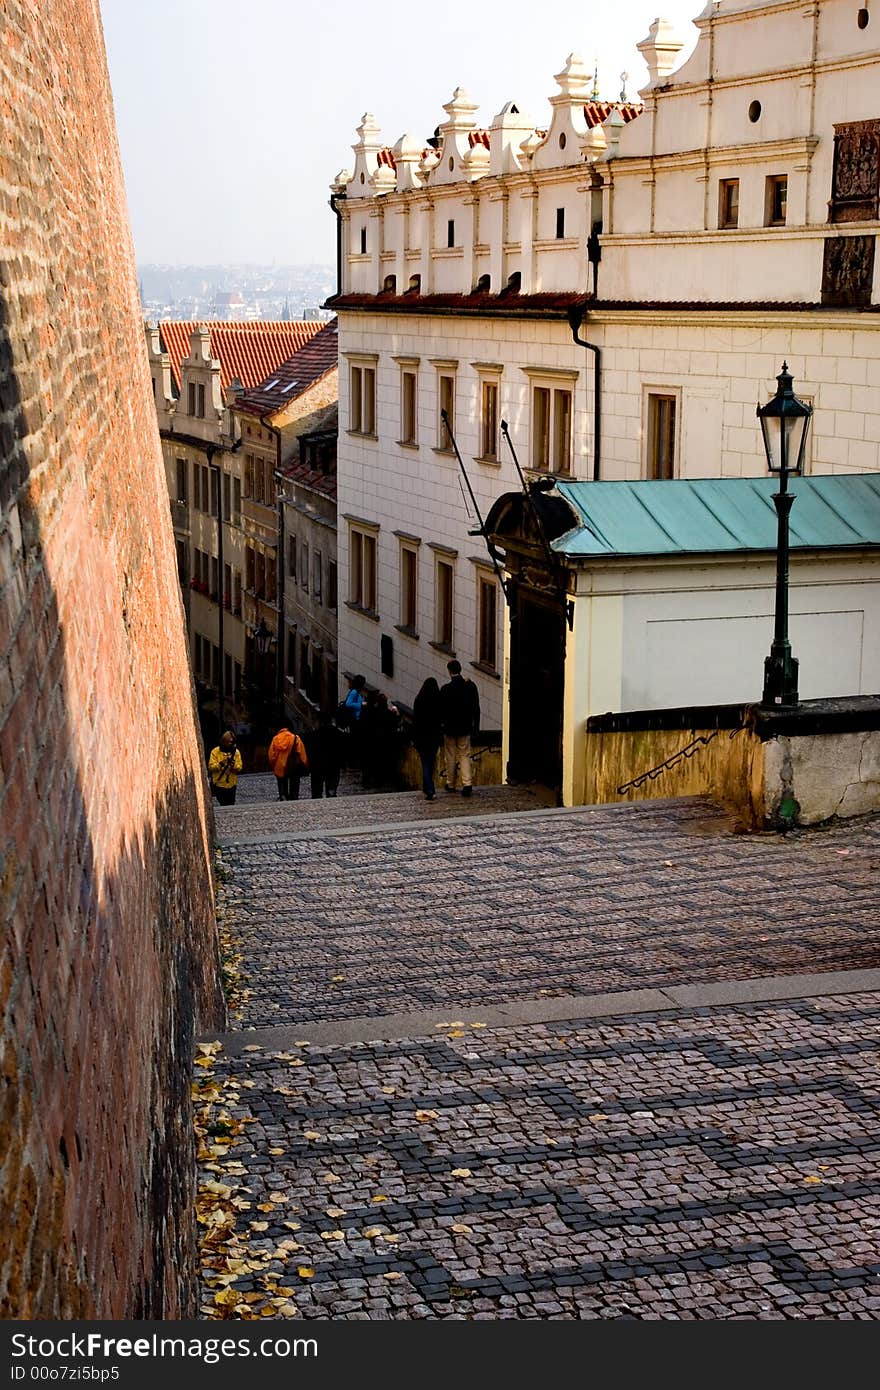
[412,676,442,800]
[306,712,345,798]
[360,691,401,790]
[439,659,480,796]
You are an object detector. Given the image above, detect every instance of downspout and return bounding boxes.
[260,411,283,714]
[330,192,346,298]
[274,465,286,714]
[567,306,601,481]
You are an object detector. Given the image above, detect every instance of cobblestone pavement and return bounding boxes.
[199,796,880,1319]
[215,799,880,1029]
[197,992,880,1319]
[217,781,554,839]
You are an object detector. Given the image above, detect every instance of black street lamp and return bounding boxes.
[756,362,813,707]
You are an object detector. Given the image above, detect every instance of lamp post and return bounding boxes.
[756,362,813,707]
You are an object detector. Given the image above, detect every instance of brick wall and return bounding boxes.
[0,0,225,1317]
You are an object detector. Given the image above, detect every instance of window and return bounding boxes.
[210,468,219,518]
[244,454,254,500]
[477,574,498,671]
[350,363,376,435]
[287,535,297,580]
[175,539,188,586]
[438,374,454,449]
[265,556,277,605]
[187,383,196,416]
[175,458,188,504]
[480,381,498,460]
[349,527,377,612]
[532,386,572,473]
[300,541,309,592]
[556,207,565,239]
[223,562,232,608]
[232,477,241,525]
[222,472,231,520]
[233,570,242,614]
[401,370,417,445]
[435,559,454,648]
[254,457,264,504]
[245,547,255,593]
[328,560,338,611]
[719,179,739,228]
[299,634,310,690]
[399,546,417,633]
[360,226,367,254]
[265,468,276,508]
[447,218,455,248]
[766,175,788,226]
[647,393,677,479]
[287,630,296,677]
[255,551,266,600]
[313,550,322,604]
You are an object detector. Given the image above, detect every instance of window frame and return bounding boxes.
[525,369,577,475]
[765,174,788,227]
[398,542,419,636]
[347,355,378,437]
[434,555,455,651]
[347,520,379,616]
[644,389,680,480]
[718,178,740,229]
[475,569,500,674]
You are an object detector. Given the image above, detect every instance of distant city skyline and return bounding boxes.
[101,0,699,266]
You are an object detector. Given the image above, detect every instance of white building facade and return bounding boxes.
[330,0,879,740]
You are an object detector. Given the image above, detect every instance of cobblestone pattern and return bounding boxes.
[217,800,880,1028]
[217,781,553,839]
[198,993,880,1319]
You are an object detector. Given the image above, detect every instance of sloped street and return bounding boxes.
[195,788,880,1319]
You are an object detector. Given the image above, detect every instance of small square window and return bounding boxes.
[719,179,739,229]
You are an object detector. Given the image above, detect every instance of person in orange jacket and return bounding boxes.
[267,723,308,800]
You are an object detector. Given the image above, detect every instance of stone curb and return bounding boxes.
[199,966,880,1054]
[215,794,714,847]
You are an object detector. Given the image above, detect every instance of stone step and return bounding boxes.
[214,782,557,844]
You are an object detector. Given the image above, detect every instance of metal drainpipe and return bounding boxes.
[567,306,602,481]
[260,413,283,715]
[329,192,346,298]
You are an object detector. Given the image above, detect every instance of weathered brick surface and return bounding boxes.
[0,0,225,1317]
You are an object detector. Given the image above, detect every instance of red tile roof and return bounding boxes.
[583,101,643,128]
[157,320,326,394]
[469,129,490,148]
[280,459,337,501]
[234,319,339,417]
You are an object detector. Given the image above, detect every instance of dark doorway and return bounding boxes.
[508,586,565,792]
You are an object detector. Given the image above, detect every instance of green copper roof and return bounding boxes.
[552,475,880,559]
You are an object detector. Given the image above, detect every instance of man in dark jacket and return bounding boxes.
[439,659,480,796]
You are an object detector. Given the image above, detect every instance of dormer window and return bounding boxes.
[383,274,397,293]
[407,274,421,294]
[506,270,521,293]
[475,274,491,293]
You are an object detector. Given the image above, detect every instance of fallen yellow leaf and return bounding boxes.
[370,1194,389,1203]
[451,1223,472,1234]
[380,1086,396,1095]
[250,1221,269,1232]
[383,1271,403,1281]
[268,1148,285,1156]
[303,1131,321,1141]
[804,1175,823,1184]
[363,1227,383,1239]
[450,1168,472,1178]
[283,1221,302,1231]
[297,1267,315,1279]
[322,1173,342,1183]
[588,1113,609,1122]
[241,1045,263,1052]
[415,1110,439,1122]
[326,1207,347,1217]
[320,1230,345,1241]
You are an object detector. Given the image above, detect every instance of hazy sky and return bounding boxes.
[101,0,700,267]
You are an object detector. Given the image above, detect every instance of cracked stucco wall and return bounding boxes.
[763,732,880,826]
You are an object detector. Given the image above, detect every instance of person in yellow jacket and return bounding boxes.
[208,730,243,806]
[268,723,309,801]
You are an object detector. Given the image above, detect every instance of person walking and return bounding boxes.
[439,660,480,797]
[306,712,344,799]
[338,674,366,771]
[412,676,442,800]
[360,691,401,790]
[208,730,243,806]
[268,722,308,800]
